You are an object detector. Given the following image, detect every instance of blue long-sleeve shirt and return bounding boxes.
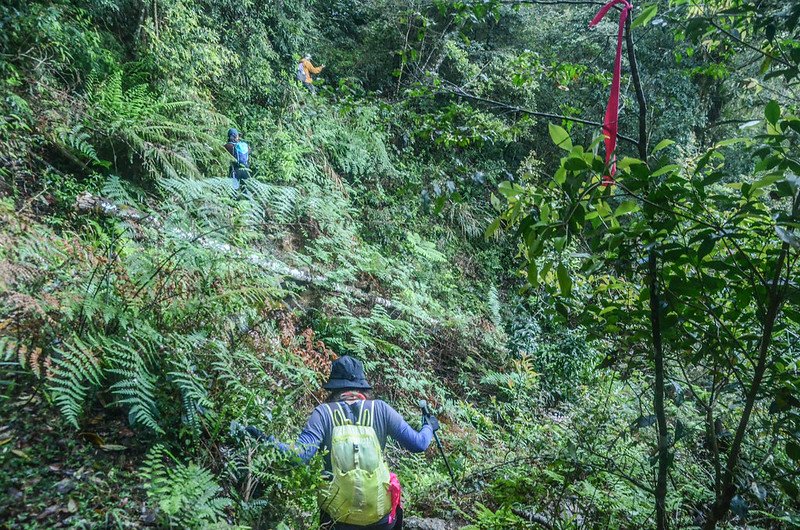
[279,399,433,471]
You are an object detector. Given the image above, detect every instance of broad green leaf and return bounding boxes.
[564,156,589,171]
[498,180,522,198]
[786,118,800,135]
[527,261,539,287]
[540,203,551,222]
[528,237,543,257]
[759,56,773,76]
[715,137,747,148]
[569,145,586,156]
[751,174,782,190]
[549,123,573,151]
[616,157,644,170]
[557,263,572,297]
[490,192,501,211]
[615,201,638,216]
[595,200,612,217]
[554,167,567,185]
[765,100,780,124]
[651,139,674,154]
[697,237,715,260]
[631,4,658,29]
[540,261,552,280]
[485,217,501,239]
[651,164,680,177]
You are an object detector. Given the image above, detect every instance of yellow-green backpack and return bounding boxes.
[318,400,391,525]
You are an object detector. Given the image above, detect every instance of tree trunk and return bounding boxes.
[624,15,669,530]
[649,251,670,530]
[702,244,788,529]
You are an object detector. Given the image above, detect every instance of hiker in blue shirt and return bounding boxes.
[247,356,439,530]
[224,128,251,193]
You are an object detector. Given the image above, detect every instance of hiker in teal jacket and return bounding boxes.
[224,128,251,192]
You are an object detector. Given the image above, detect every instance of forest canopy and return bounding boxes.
[1,0,799,528]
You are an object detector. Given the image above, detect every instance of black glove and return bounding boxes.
[423,414,440,432]
[245,425,271,442]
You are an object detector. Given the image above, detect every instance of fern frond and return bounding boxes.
[48,336,103,428]
[169,354,214,433]
[0,334,20,363]
[85,69,224,181]
[141,444,232,528]
[105,336,163,433]
[57,124,100,163]
[101,175,144,207]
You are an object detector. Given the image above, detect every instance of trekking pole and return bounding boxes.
[418,399,457,488]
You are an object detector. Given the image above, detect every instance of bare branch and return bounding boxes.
[706,19,793,69]
[439,83,641,146]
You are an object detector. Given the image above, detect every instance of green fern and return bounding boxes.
[104,334,163,433]
[141,445,233,528]
[56,124,107,166]
[0,335,19,363]
[48,335,103,428]
[169,353,214,433]
[406,232,447,263]
[157,176,300,234]
[445,200,490,239]
[101,175,146,207]
[86,70,224,181]
[322,302,418,358]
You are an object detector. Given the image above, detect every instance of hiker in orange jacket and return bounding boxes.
[296,54,325,94]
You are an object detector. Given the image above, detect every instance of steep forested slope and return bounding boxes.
[1,1,799,529]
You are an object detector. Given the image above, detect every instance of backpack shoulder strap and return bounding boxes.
[324,402,342,427]
[326,400,376,427]
[325,402,355,427]
[357,400,375,428]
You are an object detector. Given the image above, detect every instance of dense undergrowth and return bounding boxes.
[2,0,799,528]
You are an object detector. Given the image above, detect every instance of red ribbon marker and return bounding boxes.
[589,0,633,186]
